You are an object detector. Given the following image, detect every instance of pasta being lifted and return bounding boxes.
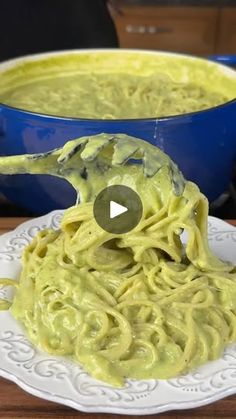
[0,134,235,387]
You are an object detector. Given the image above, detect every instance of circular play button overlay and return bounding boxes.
[93,185,143,234]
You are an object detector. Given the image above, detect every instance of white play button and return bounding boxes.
[110,201,128,219]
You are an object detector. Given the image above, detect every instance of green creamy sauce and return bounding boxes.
[0,134,235,387]
[0,133,185,201]
[0,52,235,118]
[0,73,229,118]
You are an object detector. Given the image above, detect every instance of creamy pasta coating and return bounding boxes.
[0,73,228,119]
[0,134,235,387]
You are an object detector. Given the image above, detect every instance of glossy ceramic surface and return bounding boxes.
[0,50,235,214]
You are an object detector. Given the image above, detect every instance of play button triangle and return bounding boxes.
[110,200,128,219]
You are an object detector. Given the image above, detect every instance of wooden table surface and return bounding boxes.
[0,217,235,419]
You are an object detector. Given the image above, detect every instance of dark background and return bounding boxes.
[0,0,118,62]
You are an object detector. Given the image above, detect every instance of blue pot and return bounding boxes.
[0,50,236,214]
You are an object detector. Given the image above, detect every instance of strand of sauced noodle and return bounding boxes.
[1,175,236,387]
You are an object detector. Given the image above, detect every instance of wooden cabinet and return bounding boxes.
[217,8,236,54]
[113,5,236,56]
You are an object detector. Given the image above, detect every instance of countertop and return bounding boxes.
[0,217,235,418]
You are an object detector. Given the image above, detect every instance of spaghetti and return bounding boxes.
[0,135,235,387]
[0,72,229,119]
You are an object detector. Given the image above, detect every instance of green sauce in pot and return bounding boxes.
[0,51,235,119]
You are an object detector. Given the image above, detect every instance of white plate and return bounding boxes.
[0,211,236,415]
